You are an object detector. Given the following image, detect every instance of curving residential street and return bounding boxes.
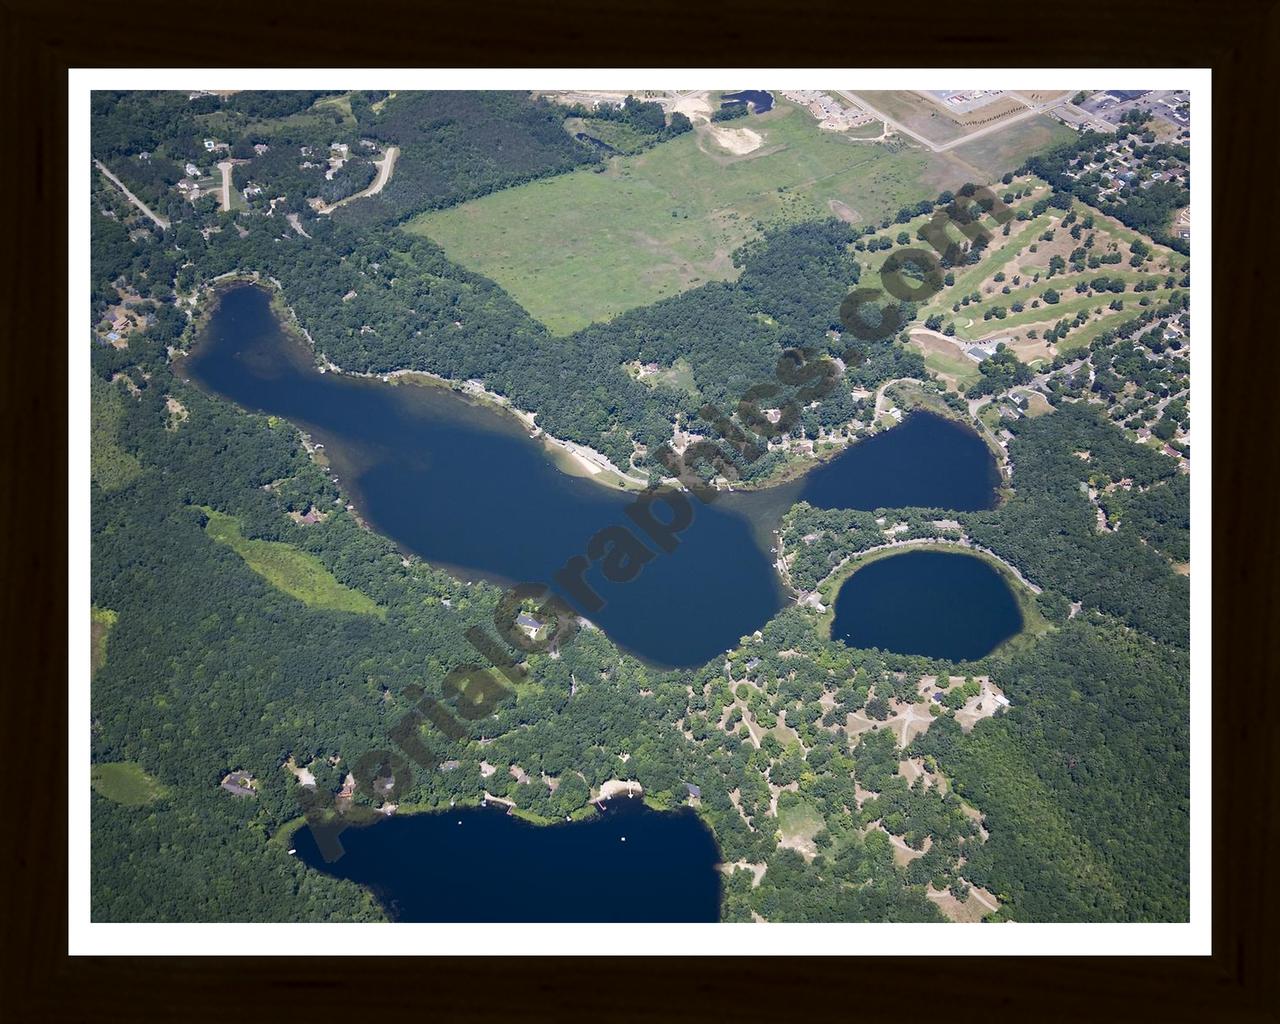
[316,145,399,214]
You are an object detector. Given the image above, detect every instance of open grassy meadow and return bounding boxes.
[948,115,1075,182]
[777,793,826,850]
[203,508,384,617]
[405,99,970,334]
[91,606,118,678]
[91,376,143,493]
[91,761,166,805]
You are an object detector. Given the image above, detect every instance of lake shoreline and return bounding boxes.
[178,277,1006,510]
[276,782,718,855]
[180,275,664,494]
[336,366,658,493]
[816,541,1050,661]
[282,793,725,922]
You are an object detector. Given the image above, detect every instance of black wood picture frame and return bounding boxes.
[3,1,1275,1018]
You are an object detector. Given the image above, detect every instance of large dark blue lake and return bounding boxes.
[830,549,1023,661]
[185,284,1000,667]
[293,798,721,922]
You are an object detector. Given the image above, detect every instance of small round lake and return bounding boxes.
[830,549,1023,661]
[293,798,722,922]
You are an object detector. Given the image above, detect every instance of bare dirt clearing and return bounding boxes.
[721,860,767,886]
[284,755,316,788]
[827,199,860,223]
[671,91,713,122]
[953,678,1006,732]
[706,124,763,155]
[886,698,937,746]
[164,396,188,430]
[845,710,879,739]
[872,825,929,866]
[927,883,1001,922]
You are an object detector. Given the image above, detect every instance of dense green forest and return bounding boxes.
[88,90,1192,925]
[964,402,1189,647]
[333,91,602,227]
[912,618,1189,920]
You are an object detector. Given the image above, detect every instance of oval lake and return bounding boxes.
[830,549,1024,661]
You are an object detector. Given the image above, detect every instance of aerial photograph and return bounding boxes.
[86,83,1196,929]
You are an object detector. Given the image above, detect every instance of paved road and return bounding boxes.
[94,159,169,229]
[217,161,233,212]
[838,91,1070,154]
[318,145,399,214]
[873,376,919,419]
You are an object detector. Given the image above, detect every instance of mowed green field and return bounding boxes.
[203,508,384,617]
[91,762,166,805]
[777,793,826,845]
[406,99,971,334]
[91,606,118,678]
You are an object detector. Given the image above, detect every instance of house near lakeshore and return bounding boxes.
[516,612,545,637]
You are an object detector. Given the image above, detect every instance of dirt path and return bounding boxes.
[968,886,999,912]
[366,146,398,196]
[927,882,999,922]
[887,699,936,746]
[911,326,965,347]
[94,160,169,229]
[316,146,399,214]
